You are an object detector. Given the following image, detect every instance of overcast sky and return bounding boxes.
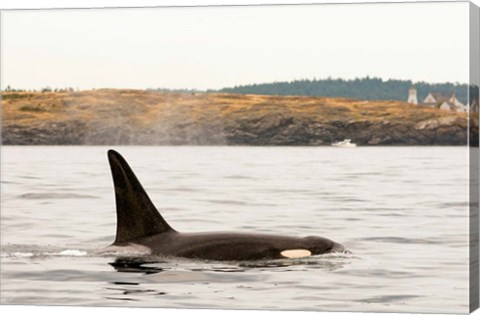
[1,1,470,90]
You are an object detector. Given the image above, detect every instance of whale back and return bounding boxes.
[107,150,174,244]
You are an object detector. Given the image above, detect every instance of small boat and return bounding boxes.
[331,139,357,148]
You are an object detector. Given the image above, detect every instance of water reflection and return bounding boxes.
[109,254,351,275]
[238,256,351,271]
[109,257,166,274]
[105,255,352,303]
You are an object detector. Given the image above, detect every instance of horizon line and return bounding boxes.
[1,76,472,92]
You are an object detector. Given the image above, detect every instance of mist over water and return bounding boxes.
[0,146,469,313]
[61,91,229,145]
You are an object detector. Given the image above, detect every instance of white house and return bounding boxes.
[408,88,466,112]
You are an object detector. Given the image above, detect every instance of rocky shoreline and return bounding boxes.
[2,90,477,146]
[3,115,475,146]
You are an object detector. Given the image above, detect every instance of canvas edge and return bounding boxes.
[470,1,480,313]
[0,2,477,315]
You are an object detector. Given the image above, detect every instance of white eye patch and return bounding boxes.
[280,249,312,258]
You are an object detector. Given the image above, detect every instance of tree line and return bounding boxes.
[3,86,78,93]
[219,77,471,105]
[4,78,477,105]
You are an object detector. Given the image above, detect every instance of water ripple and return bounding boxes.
[19,193,99,199]
[359,237,442,245]
[357,295,419,303]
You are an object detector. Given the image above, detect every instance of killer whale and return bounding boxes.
[100,150,347,261]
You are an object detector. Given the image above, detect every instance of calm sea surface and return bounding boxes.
[0,146,470,313]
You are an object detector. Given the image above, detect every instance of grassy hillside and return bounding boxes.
[1,89,474,145]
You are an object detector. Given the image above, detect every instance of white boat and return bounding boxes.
[331,139,357,148]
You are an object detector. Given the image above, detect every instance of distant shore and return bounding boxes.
[1,89,477,146]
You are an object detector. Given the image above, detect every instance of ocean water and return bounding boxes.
[0,146,471,313]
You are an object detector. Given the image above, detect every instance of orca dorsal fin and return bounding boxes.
[107,150,175,244]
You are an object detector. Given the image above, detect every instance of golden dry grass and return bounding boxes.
[1,89,465,129]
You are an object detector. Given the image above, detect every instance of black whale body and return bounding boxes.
[100,150,347,261]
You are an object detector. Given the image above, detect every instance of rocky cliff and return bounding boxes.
[2,89,477,146]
